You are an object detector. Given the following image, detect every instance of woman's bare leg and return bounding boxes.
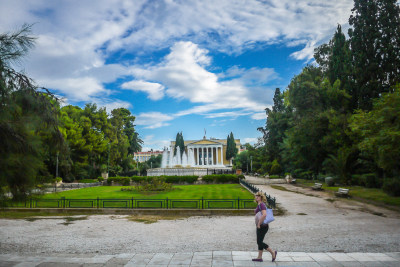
[266,248,276,259]
[257,250,263,259]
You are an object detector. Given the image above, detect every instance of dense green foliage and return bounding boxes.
[246,0,400,196]
[0,25,64,200]
[174,132,185,157]
[202,174,239,184]
[226,132,238,160]
[0,26,143,200]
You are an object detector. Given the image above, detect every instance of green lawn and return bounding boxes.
[40,184,254,200]
[296,179,400,207]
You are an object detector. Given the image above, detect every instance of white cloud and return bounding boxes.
[106,0,352,56]
[243,138,258,144]
[204,111,253,119]
[40,77,107,102]
[0,0,354,107]
[222,66,278,85]
[121,80,165,100]
[135,112,174,129]
[251,112,267,120]
[141,135,170,151]
[130,41,274,119]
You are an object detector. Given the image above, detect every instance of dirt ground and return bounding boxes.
[0,183,399,255]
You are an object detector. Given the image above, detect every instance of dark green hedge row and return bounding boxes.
[107,175,199,185]
[108,174,240,185]
[202,174,240,184]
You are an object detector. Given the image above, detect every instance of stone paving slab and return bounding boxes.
[0,251,399,267]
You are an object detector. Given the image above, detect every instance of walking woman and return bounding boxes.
[252,191,277,262]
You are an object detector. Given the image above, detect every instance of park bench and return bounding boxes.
[311,183,323,190]
[335,188,350,197]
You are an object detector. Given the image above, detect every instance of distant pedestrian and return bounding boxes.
[252,191,277,262]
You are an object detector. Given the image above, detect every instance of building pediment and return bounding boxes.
[186,139,223,146]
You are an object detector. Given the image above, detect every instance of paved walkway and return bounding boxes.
[1,251,399,267]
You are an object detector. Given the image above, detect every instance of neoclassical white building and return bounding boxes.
[171,137,241,167]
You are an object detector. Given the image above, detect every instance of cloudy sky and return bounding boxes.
[0,0,354,151]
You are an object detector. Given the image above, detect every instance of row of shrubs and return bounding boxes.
[106,174,244,186]
[107,175,199,186]
[202,174,241,184]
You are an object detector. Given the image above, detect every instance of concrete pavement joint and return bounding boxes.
[0,251,398,266]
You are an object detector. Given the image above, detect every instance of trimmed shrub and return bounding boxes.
[270,160,282,175]
[131,176,148,183]
[202,174,239,184]
[107,176,131,186]
[162,175,198,184]
[237,174,245,179]
[382,178,400,197]
[97,177,104,182]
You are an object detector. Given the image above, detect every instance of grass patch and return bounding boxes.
[38,184,253,200]
[296,179,400,208]
[297,213,307,215]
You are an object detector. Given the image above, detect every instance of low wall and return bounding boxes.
[147,167,234,176]
[147,168,208,176]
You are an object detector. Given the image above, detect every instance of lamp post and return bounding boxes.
[55,152,59,193]
[56,152,59,178]
[250,156,253,173]
[107,143,110,178]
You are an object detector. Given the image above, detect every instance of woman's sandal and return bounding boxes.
[252,258,263,262]
[272,251,277,262]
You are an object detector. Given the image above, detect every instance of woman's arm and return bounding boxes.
[257,209,267,228]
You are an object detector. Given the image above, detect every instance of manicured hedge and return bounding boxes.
[202,174,239,184]
[107,176,131,186]
[161,175,198,184]
[131,176,148,183]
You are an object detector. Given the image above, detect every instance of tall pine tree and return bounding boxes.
[226,132,238,161]
[174,132,185,156]
[348,0,400,110]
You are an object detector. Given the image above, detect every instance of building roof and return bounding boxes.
[171,138,241,146]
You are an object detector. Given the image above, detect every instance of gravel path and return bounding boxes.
[1,183,399,255]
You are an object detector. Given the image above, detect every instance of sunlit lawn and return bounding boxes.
[40,184,254,200]
[296,179,400,207]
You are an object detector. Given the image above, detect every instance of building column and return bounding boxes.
[210,147,214,165]
[204,147,206,166]
[219,146,223,165]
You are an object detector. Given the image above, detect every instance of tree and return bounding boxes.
[233,150,249,172]
[315,24,353,110]
[0,25,63,199]
[174,132,185,157]
[146,154,162,169]
[226,132,238,161]
[348,0,400,110]
[110,107,142,155]
[258,88,291,163]
[350,84,400,177]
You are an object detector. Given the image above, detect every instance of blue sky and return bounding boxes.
[0,0,354,151]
